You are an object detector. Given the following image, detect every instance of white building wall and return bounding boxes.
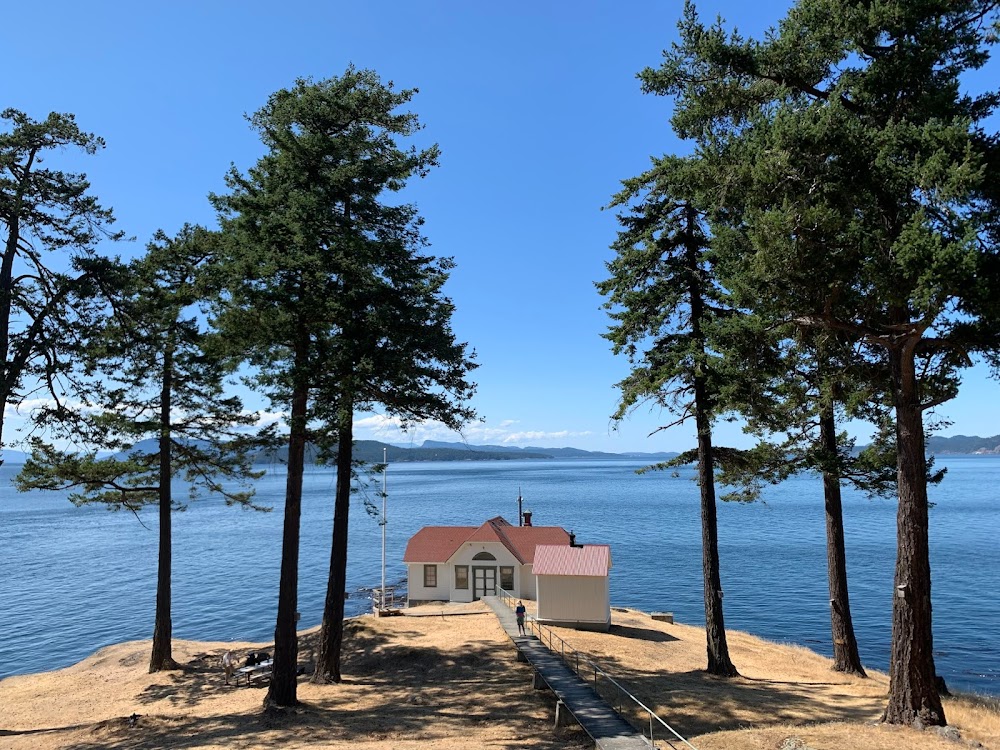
[408,541,533,604]
[536,575,610,628]
[449,541,523,598]
[519,564,537,599]
[406,563,451,603]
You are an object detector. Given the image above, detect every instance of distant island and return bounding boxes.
[259,439,679,464]
[3,434,997,466]
[925,434,1000,455]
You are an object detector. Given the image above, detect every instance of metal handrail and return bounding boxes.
[496,588,698,750]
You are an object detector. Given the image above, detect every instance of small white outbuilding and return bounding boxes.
[533,543,612,631]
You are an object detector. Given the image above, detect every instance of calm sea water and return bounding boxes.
[1,455,998,696]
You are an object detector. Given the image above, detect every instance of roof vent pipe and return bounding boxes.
[523,510,533,526]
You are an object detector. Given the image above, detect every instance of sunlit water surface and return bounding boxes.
[1,455,997,695]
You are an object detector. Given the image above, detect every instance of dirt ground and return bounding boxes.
[1,602,997,750]
[543,607,1000,750]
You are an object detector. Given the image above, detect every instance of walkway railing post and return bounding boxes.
[488,598,698,750]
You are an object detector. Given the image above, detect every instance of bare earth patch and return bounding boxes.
[1,603,996,750]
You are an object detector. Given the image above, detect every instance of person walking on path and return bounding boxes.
[515,600,527,635]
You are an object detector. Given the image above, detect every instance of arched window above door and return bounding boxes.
[472,551,496,561]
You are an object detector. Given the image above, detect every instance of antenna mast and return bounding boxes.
[380,447,387,613]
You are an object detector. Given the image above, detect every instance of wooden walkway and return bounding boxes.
[483,597,651,750]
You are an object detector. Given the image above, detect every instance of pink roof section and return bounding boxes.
[403,516,571,564]
[532,544,612,577]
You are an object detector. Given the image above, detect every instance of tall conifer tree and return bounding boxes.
[599,155,739,677]
[0,109,124,453]
[212,69,476,705]
[646,0,1000,724]
[17,225,264,672]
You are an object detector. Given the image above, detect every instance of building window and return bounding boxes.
[424,565,437,588]
[455,565,469,589]
[500,566,514,591]
[473,551,496,561]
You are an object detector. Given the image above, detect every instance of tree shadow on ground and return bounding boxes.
[63,619,592,750]
[602,666,884,738]
[608,625,678,643]
[537,637,884,741]
[0,724,92,737]
[531,614,887,742]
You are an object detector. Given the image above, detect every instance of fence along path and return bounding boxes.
[483,595,691,750]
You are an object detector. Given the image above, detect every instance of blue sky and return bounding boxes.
[6,1,1000,453]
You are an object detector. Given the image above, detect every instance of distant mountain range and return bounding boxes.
[925,434,1000,455]
[3,434,996,466]
[0,439,676,466]
[256,439,678,464]
[409,440,675,460]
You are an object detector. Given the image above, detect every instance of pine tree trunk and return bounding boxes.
[685,206,738,678]
[266,343,309,708]
[314,412,353,683]
[0,384,7,462]
[149,345,175,672]
[0,150,35,456]
[0,223,18,455]
[819,407,866,677]
[882,342,945,726]
[694,388,739,677]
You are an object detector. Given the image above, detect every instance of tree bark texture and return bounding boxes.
[819,407,866,677]
[149,343,175,672]
[685,207,738,678]
[694,385,739,677]
[882,342,945,726]
[315,411,354,683]
[0,149,33,451]
[265,344,308,708]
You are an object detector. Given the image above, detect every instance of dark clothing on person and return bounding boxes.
[515,602,527,635]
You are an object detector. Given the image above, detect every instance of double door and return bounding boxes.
[472,566,496,600]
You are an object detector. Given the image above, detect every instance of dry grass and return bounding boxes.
[1,602,997,750]
[538,607,1000,750]
[0,603,589,750]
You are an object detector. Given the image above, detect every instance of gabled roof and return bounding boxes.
[403,516,571,564]
[499,526,572,564]
[403,526,477,563]
[533,544,612,577]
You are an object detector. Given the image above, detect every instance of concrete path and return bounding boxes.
[483,596,652,750]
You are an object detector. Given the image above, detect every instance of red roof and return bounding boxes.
[533,544,612,577]
[501,526,572,564]
[403,516,571,564]
[403,526,477,563]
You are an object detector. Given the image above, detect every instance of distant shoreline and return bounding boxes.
[4,433,999,465]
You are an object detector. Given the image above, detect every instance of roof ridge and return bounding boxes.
[489,518,525,564]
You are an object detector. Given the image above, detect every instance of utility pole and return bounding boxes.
[380,446,387,612]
